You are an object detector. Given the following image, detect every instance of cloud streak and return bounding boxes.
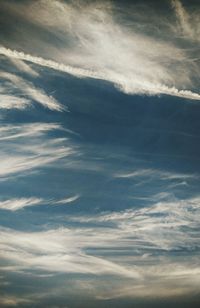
[1,194,200,300]
[1,46,200,101]
[172,0,195,39]
[0,122,75,180]
[0,198,43,211]
[0,71,64,111]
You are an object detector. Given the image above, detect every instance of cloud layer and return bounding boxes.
[0,195,200,300]
[0,0,200,100]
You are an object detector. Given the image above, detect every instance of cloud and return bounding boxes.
[0,71,64,111]
[0,0,200,100]
[0,123,63,141]
[70,196,200,252]
[0,195,80,211]
[0,227,141,279]
[0,296,33,307]
[0,123,75,179]
[0,198,43,211]
[0,94,30,110]
[1,45,200,101]
[172,0,195,39]
[0,198,200,299]
[55,195,80,205]
[114,167,196,181]
[9,57,39,77]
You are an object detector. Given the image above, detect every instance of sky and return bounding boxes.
[0,0,200,307]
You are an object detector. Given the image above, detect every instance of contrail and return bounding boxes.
[1,46,200,101]
[0,46,103,80]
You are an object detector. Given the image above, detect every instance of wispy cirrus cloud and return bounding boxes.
[0,296,33,307]
[0,195,80,211]
[0,93,30,110]
[171,0,200,41]
[1,46,200,101]
[0,123,75,180]
[1,193,200,299]
[0,198,43,211]
[55,195,80,205]
[0,0,200,100]
[70,196,200,252]
[9,57,39,77]
[114,168,196,180]
[0,71,64,111]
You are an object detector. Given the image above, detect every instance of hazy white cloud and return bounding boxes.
[71,196,200,252]
[0,0,200,100]
[0,296,33,307]
[0,227,141,279]
[0,72,64,111]
[0,195,81,211]
[0,123,63,141]
[55,195,80,205]
[0,198,43,211]
[1,46,200,101]
[114,167,195,181]
[9,58,39,77]
[0,94,30,110]
[172,0,195,39]
[0,208,200,299]
[0,123,75,179]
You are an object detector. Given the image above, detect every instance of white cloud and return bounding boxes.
[0,192,200,290]
[1,46,200,101]
[70,196,200,252]
[55,195,80,205]
[0,198,43,211]
[172,0,195,39]
[0,0,200,100]
[0,123,62,141]
[9,58,39,77]
[0,123,75,179]
[0,94,30,110]
[0,208,200,299]
[0,296,33,307]
[0,71,64,111]
[0,195,81,211]
[114,167,195,181]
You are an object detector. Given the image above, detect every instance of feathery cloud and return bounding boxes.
[0,71,64,111]
[1,46,200,101]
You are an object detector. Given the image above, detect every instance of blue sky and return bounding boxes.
[0,0,200,307]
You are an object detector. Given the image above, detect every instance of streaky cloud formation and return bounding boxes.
[0,195,200,299]
[0,70,64,111]
[55,195,80,205]
[0,198,43,211]
[1,46,200,101]
[171,0,197,40]
[0,195,80,211]
[0,1,200,307]
[0,122,75,180]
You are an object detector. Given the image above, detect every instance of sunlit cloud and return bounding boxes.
[114,168,196,180]
[171,0,198,40]
[0,94,30,110]
[0,71,64,111]
[9,57,39,77]
[0,194,200,299]
[0,123,75,179]
[0,198,43,211]
[0,0,200,305]
[0,0,200,100]
[0,195,80,211]
[55,195,80,205]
